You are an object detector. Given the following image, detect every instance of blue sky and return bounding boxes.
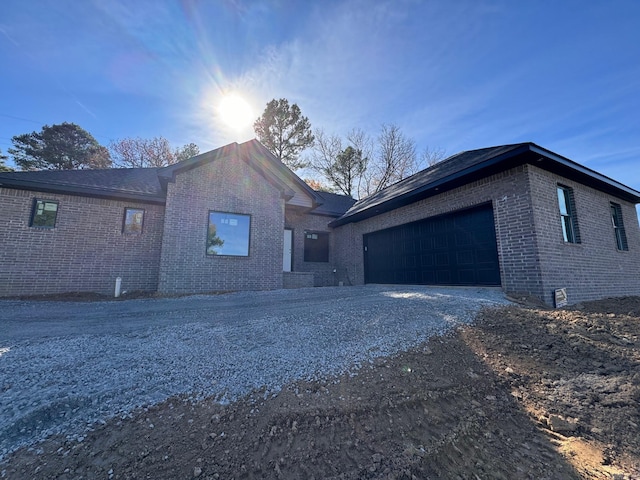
[1,0,639,198]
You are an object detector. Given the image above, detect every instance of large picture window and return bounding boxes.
[207,211,251,256]
[557,186,580,243]
[610,202,628,251]
[30,199,58,228]
[304,231,329,262]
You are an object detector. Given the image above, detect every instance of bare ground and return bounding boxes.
[2,296,639,479]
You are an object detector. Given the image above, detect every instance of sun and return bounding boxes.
[218,93,254,131]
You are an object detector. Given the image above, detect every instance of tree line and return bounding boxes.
[2,98,444,200]
[254,98,445,198]
[0,123,200,172]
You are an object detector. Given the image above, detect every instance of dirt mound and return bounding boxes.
[2,297,639,479]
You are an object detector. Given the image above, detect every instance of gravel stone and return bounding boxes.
[0,285,509,460]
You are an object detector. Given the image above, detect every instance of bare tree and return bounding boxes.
[346,128,373,197]
[110,137,199,168]
[420,145,447,168]
[364,124,417,195]
[309,124,442,199]
[309,129,342,187]
[175,142,200,162]
[303,177,334,192]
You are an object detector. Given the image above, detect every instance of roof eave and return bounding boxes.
[528,144,640,202]
[0,179,166,205]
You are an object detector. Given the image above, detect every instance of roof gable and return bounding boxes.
[158,139,321,207]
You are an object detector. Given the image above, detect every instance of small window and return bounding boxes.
[304,231,329,262]
[30,199,58,228]
[610,202,628,251]
[557,186,580,243]
[123,208,145,234]
[207,211,250,256]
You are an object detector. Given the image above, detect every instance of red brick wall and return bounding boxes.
[0,187,164,296]
[158,152,285,293]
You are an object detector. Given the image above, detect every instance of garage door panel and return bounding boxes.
[364,204,500,286]
[421,270,436,284]
[421,253,434,267]
[456,250,474,265]
[435,252,450,266]
[477,267,500,284]
[436,270,452,284]
[403,240,416,254]
[458,269,476,284]
[455,232,473,246]
[433,234,448,249]
[420,238,433,250]
[476,248,498,264]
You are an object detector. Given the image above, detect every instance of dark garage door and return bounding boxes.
[363,204,500,286]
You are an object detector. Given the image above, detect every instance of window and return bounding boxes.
[610,202,628,251]
[304,231,329,262]
[557,186,580,243]
[207,211,250,256]
[123,208,145,234]
[30,199,58,228]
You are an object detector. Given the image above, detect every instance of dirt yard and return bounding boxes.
[2,296,639,479]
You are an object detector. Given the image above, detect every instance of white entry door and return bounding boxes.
[283,229,293,272]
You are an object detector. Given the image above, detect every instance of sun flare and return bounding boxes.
[218,93,254,131]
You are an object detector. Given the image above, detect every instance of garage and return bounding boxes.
[363,204,500,286]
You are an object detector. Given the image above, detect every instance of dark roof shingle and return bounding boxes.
[0,168,164,202]
[330,142,640,227]
[311,191,357,216]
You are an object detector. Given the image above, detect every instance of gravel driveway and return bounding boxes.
[0,285,509,460]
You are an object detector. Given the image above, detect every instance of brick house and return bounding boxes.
[331,143,640,305]
[0,140,639,305]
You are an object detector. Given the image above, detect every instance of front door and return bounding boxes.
[283,229,293,272]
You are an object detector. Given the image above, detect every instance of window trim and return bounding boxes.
[557,185,580,244]
[206,210,251,257]
[303,230,330,263]
[610,202,628,251]
[123,207,145,235]
[30,199,59,229]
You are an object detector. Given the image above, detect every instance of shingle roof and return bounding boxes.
[0,139,324,207]
[311,191,357,217]
[330,142,640,227]
[0,167,165,203]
